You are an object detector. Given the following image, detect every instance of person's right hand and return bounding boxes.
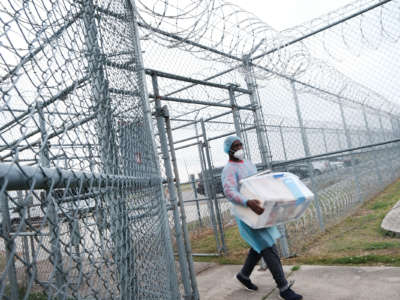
[247,199,264,215]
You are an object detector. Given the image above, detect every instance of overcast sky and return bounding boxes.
[227,0,355,30]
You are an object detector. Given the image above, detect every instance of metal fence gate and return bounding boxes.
[146,69,270,259]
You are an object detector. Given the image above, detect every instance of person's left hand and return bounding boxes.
[247,199,264,215]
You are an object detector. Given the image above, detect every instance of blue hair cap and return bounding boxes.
[223,136,241,154]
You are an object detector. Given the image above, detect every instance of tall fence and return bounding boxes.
[2,0,400,299]
[0,1,183,299]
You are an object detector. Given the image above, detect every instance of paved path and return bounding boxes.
[194,263,400,299]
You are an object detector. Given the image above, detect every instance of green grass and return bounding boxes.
[362,241,400,250]
[293,255,400,266]
[286,178,400,266]
[191,225,249,264]
[369,201,391,210]
[179,183,193,192]
[291,265,301,271]
[191,178,400,267]
[4,286,47,300]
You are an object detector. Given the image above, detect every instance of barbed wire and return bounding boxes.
[136,0,400,116]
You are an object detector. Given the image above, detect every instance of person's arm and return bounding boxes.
[222,167,248,206]
[222,167,265,215]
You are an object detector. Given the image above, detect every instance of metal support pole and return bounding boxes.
[243,58,271,167]
[279,125,288,161]
[152,74,192,300]
[164,105,199,300]
[128,2,181,297]
[378,114,395,182]
[17,191,31,286]
[195,122,221,252]
[64,158,82,289]
[228,85,254,163]
[38,103,66,299]
[228,85,242,139]
[389,117,400,177]
[190,174,203,227]
[242,125,253,162]
[321,128,329,153]
[0,190,19,300]
[361,105,383,186]
[83,1,132,298]
[277,224,290,258]
[336,129,342,150]
[200,119,227,253]
[27,201,38,286]
[338,100,363,203]
[390,117,397,139]
[291,80,325,231]
[277,123,290,257]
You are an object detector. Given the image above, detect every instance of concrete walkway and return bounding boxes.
[195,263,400,299]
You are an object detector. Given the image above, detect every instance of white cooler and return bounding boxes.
[232,171,314,229]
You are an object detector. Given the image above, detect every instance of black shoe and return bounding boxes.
[235,273,258,291]
[279,287,303,300]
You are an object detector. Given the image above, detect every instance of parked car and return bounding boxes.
[328,155,360,168]
[274,163,323,179]
[196,167,224,196]
[310,160,330,175]
[195,157,336,196]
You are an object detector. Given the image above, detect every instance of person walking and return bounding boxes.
[221,136,302,300]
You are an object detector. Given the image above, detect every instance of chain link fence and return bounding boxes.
[2,0,400,299]
[136,0,400,261]
[0,1,181,299]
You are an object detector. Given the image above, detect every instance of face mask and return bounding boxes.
[233,149,245,160]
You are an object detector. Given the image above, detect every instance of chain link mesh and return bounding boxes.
[1,1,178,299]
[2,0,400,298]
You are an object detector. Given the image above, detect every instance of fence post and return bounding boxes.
[195,122,221,251]
[276,123,290,258]
[321,128,329,153]
[359,129,364,147]
[290,80,325,231]
[338,99,363,203]
[390,116,397,139]
[361,105,383,186]
[200,119,227,254]
[242,124,253,162]
[64,158,82,288]
[378,113,395,182]
[190,174,203,227]
[128,2,182,298]
[243,58,271,167]
[336,129,342,150]
[17,191,31,286]
[163,105,199,300]
[38,103,66,299]
[377,113,387,143]
[228,85,242,139]
[82,2,135,298]
[279,124,288,161]
[151,73,192,300]
[27,197,37,285]
[0,190,19,300]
